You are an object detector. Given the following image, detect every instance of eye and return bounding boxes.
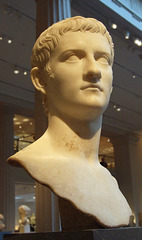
[60,50,85,63]
[66,54,80,62]
[96,55,111,65]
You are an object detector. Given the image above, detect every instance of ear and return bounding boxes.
[31,67,46,95]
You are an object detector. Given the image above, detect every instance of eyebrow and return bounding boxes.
[59,49,81,56]
[94,50,111,56]
[59,49,111,55]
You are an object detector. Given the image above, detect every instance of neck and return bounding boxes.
[46,114,102,165]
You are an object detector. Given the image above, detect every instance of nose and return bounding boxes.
[83,58,102,81]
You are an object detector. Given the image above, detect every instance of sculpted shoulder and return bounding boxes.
[7,140,132,228]
[7,132,50,168]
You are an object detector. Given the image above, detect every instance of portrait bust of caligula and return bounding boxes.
[7,16,132,230]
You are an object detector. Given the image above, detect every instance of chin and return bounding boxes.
[87,100,109,111]
[72,106,106,121]
[86,103,109,119]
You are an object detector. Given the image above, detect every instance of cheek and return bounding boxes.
[52,68,81,91]
[103,68,113,85]
[52,62,81,78]
[102,71,113,98]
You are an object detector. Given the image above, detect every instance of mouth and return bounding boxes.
[81,84,103,92]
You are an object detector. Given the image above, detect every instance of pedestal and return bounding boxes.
[3,227,142,240]
[0,232,12,240]
[19,224,30,233]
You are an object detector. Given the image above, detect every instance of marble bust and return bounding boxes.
[8,16,132,230]
[0,214,5,231]
[18,205,30,233]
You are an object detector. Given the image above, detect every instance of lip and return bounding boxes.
[81,84,103,92]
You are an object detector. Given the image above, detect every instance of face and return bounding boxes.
[44,31,113,120]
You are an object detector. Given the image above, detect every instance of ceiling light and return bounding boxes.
[109,20,117,29]
[13,117,18,121]
[14,121,21,125]
[7,38,12,44]
[23,70,27,75]
[14,66,19,74]
[132,74,136,79]
[111,23,117,29]
[0,36,3,41]
[23,118,29,122]
[124,30,130,39]
[113,104,121,112]
[116,107,121,112]
[134,37,142,46]
[14,69,19,74]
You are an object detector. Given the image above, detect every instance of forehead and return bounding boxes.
[52,31,111,56]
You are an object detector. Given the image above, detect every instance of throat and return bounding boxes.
[47,115,102,164]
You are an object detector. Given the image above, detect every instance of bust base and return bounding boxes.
[3,227,142,240]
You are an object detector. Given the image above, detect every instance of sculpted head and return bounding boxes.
[31,16,114,118]
[19,205,31,219]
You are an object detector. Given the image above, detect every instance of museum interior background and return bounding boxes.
[0,0,142,232]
